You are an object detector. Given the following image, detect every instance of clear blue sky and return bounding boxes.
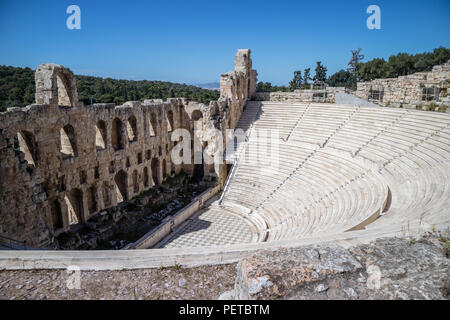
[0,0,449,85]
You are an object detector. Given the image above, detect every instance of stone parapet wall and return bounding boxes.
[252,87,346,103]
[355,60,450,109]
[127,184,220,250]
[0,49,257,247]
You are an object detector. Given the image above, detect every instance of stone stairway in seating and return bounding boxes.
[159,101,450,249]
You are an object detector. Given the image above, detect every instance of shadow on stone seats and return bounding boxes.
[165,217,212,242]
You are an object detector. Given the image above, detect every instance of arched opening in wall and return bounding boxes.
[127,115,138,142]
[102,182,111,207]
[193,142,205,182]
[191,110,204,131]
[95,120,107,150]
[60,125,77,158]
[235,78,240,100]
[166,110,174,132]
[132,169,139,194]
[150,113,157,137]
[111,118,124,150]
[13,131,36,166]
[151,158,160,186]
[64,188,84,225]
[50,200,63,231]
[162,159,167,180]
[87,186,97,214]
[56,74,72,107]
[114,170,128,203]
[179,105,184,127]
[143,167,149,188]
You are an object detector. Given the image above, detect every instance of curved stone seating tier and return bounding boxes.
[154,101,450,251]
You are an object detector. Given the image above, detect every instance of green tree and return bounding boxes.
[313,61,327,84]
[355,58,388,81]
[303,68,312,87]
[256,82,288,92]
[289,70,303,91]
[326,70,357,88]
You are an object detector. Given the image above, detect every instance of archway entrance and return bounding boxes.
[151,158,160,185]
[64,188,84,225]
[114,170,128,203]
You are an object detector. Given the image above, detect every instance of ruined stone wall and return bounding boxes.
[355,60,450,109]
[0,49,257,247]
[252,86,346,103]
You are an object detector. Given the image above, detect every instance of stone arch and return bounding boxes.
[127,115,138,142]
[114,170,128,203]
[132,169,139,194]
[143,167,149,188]
[35,64,78,107]
[191,110,204,131]
[64,188,84,225]
[56,74,72,107]
[193,142,205,181]
[166,110,174,132]
[87,185,97,214]
[149,113,157,137]
[95,120,107,150]
[162,159,167,180]
[112,118,124,150]
[50,199,64,231]
[14,130,37,166]
[151,158,160,185]
[102,181,111,207]
[60,124,77,158]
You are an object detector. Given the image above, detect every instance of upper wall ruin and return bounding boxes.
[252,60,450,110]
[355,60,450,108]
[0,49,257,247]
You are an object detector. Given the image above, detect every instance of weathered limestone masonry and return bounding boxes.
[253,60,450,110]
[355,60,450,109]
[252,87,346,103]
[0,49,257,248]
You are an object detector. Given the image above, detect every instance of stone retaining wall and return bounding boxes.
[355,60,450,109]
[252,87,346,103]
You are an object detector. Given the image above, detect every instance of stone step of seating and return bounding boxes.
[163,101,450,251]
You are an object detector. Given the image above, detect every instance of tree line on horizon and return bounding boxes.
[257,46,450,92]
[0,66,220,112]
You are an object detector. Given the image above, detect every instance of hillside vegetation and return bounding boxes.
[258,46,450,91]
[0,66,220,112]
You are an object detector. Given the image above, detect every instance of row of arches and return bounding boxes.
[14,108,198,167]
[13,131,37,166]
[50,158,171,232]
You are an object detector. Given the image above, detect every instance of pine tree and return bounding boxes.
[303,68,312,87]
[313,62,327,84]
[289,70,303,91]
